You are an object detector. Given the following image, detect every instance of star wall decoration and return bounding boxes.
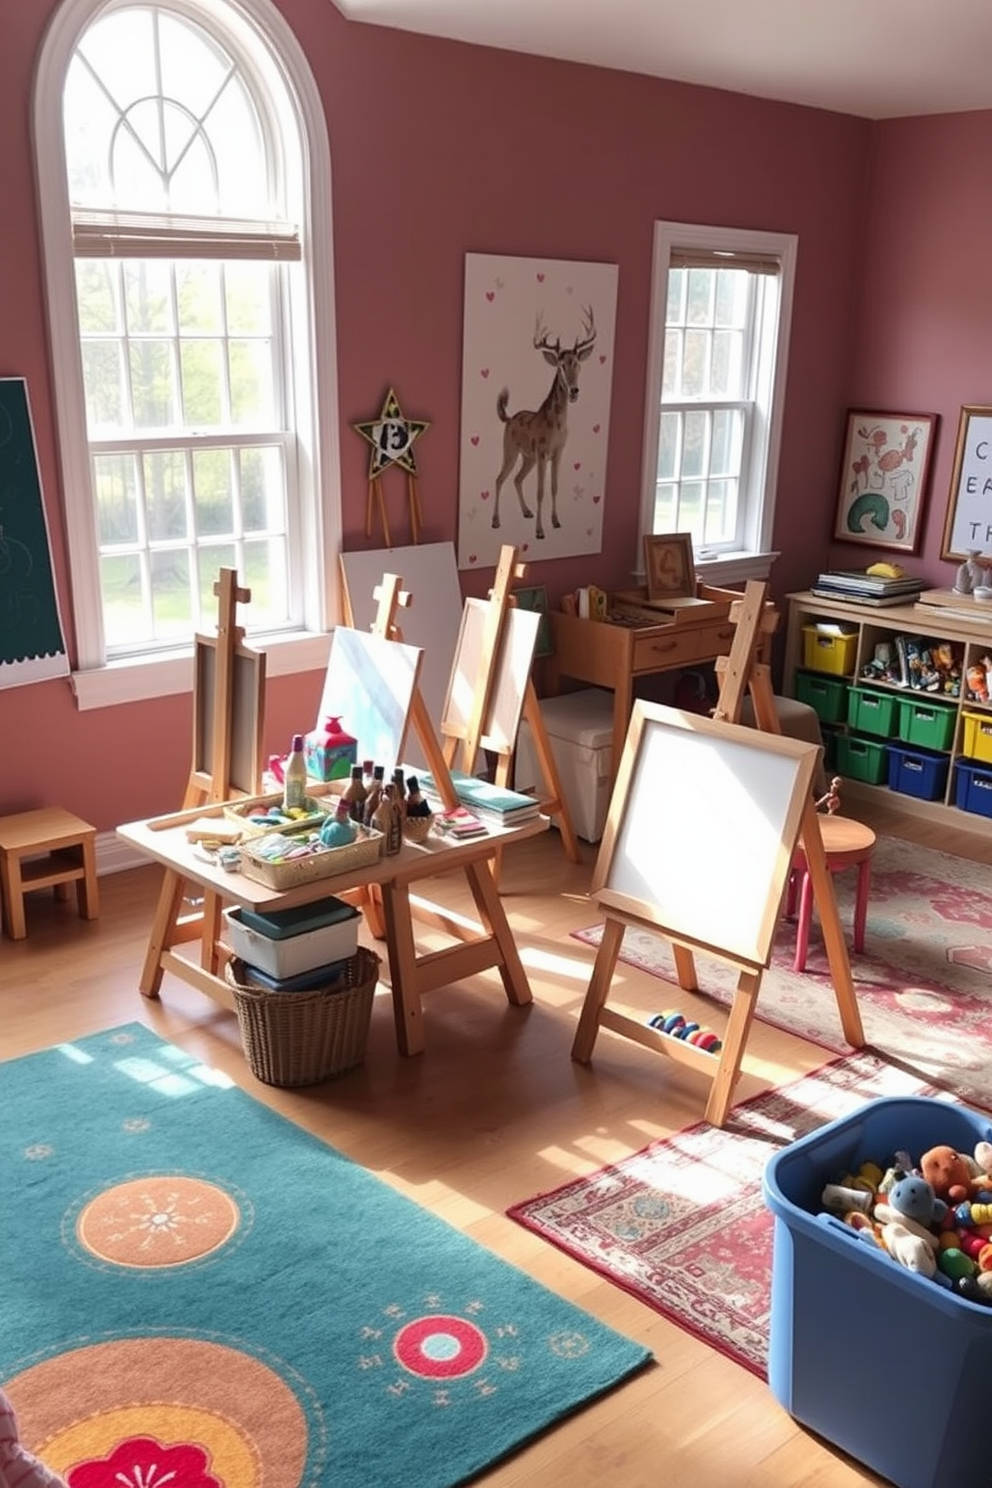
[353,387,430,479]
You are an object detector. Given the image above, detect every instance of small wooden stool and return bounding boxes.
[786,814,876,972]
[0,807,99,940]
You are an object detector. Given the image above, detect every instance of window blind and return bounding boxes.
[671,248,780,276]
[72,210,301,261]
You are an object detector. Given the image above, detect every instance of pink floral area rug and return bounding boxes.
[572,836,992,1110]
[508,1051,940,1378]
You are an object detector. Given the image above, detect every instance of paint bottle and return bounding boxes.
[282,735,307,813]
[363,764,385,825]
[405,775,432,818]
[390,768,407,819]
[341,765,367,823]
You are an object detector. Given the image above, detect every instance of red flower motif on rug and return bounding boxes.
[68,1437,219,1488]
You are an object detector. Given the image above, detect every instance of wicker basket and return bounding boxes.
[224,947,381,1086]
[402,812,434,844]
[238,826,382,889]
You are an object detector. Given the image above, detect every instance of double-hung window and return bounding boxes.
[34,0,339,708]
[640,222,797,583]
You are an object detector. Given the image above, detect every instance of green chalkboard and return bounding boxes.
[0,378,68,682]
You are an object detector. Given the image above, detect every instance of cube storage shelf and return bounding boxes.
[764,1095,992,1488]
[785,591,992,830]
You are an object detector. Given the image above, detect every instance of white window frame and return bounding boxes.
[639,221,797,587]
[33,0,340,709]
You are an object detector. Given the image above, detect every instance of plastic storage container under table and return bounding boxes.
[223,895,360,978]
[764,1096,992,1488]
[514,688,614,843]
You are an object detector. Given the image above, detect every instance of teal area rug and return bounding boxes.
[0,1025,650,1488]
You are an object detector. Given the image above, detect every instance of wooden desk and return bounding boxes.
[547,590,741,787]
[118,801,548,1058]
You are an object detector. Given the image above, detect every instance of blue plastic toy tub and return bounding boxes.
[763,1096,992,1488]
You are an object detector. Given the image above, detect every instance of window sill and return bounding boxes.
[696,551,780,585]
[631,551,779,590]
[70,630,333,711]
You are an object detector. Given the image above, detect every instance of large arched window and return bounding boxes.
[34,0,338,707]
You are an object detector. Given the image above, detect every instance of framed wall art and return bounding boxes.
[941,405,992,560]
[458,253,619,572]
[833,409,937,553]
[643,532,696,602]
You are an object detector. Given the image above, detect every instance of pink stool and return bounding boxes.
[785,814,876,972]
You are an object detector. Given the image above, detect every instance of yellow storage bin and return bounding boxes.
[961,709,992,765]
[802,624,858,676]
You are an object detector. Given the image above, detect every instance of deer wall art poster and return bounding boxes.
[458,253,618,571]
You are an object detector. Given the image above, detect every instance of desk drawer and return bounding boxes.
[631,624,735,672]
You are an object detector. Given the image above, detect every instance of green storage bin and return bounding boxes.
[896,696,957,752]
[846,685,901,739]
[836,732,888,784]
[820,723,841,772]
[795,670,849,725]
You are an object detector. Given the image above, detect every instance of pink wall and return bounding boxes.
[0,0,897,833]
[839,110,992,573]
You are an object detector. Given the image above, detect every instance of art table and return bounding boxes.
[117,798,548,1057]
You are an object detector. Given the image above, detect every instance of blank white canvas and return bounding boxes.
[315,628,423,771]
[602,713,814,965]
[442,598,540,754]
[339,542,463,725]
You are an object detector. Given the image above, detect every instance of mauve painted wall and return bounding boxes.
[0,0,903,834]
[840,110,992,571]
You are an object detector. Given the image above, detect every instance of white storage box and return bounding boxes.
[223,898,360,979]
[514,689,614,843]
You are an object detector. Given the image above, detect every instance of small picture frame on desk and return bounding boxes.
[643,533,696,602]
[513,584,553,657]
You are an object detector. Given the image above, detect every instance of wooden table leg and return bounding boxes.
[464,859,533,1008]
[380,879,425,1056]
[853,858,872,952]
[140,870,188,997]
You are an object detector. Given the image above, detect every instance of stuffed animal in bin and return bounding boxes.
[920,1144,992,1205]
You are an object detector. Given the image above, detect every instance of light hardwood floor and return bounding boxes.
[3,800,989,1486]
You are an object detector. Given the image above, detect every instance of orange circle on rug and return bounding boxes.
[76,1176,240,1267]
[6,1338,313,1488]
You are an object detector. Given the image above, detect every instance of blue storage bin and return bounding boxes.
[763,1096,992,1488]
[954,758,992,820]
[885,742,950,801]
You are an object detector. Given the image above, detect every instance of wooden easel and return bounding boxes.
[362,573,537,1052]
[184,569,265,807]
[571,579,865,1128]
[439,545,581,866]
[142,569,266,989]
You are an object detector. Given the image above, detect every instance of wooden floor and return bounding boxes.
[3,799,989,1486]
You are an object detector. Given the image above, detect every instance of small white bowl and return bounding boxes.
[973,586,992,603]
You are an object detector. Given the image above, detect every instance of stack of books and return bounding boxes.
[418,768,542,825]
[434,805,490,839]
[811,569,924,607]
